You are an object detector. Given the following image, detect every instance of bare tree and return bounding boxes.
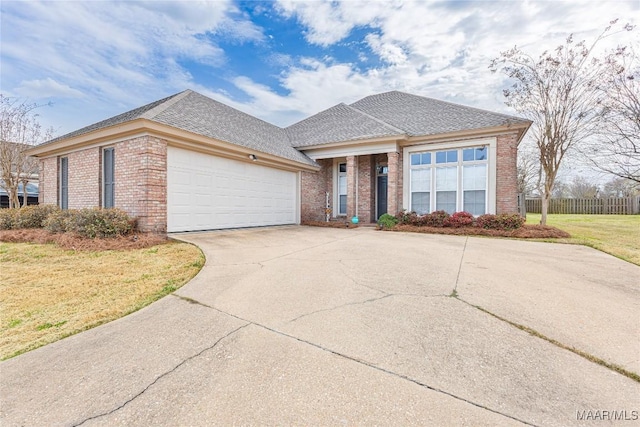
[567,175,599,198]
[516,143,539,196]
[602,176,639,197]
[0,95,52,208]
[588,48,640,183]
[490,20,634,224]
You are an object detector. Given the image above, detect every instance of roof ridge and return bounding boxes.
[140,89,193,120]
[344,103,406,135]
[388,91,529,123]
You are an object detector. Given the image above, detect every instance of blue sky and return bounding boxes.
[1,0,638,139]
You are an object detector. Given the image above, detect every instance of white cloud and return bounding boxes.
[15,78,85,99]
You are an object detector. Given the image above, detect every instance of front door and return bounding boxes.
[376,166,388,220]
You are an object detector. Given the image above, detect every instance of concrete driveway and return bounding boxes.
[1,226,638,426]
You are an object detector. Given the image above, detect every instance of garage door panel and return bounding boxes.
[167,147,298,232]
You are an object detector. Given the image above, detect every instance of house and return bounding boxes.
[26,90,530,233]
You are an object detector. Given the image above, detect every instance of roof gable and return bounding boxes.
[285,103,404,148]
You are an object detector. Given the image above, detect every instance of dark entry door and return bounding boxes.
[377,175,388,220]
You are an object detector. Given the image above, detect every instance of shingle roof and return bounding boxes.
[46,91,186,144]
[41,89,529,163]
[285,103,404,147]
[44,90,315,166]
[350,91,529,137]
[149,91,313,165]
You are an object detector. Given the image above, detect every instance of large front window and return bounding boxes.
[410,146,488,215]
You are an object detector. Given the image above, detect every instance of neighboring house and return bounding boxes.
[26,90,530,233]
[0,181,39,208]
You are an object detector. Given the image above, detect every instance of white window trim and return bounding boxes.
[403,138,497,214]
[333,158,347,217]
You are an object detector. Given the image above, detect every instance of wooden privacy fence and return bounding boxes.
[525,197,640,215]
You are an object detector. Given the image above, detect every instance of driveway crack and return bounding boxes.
[454,296,640,383]
[286,294,393,324]
[196,303,536,426]
[452,236,468,295]
[72,323,250,426]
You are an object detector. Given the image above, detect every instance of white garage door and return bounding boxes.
[167,146,298,232]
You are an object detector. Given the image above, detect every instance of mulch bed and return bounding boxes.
[301,220,359,229]
[0,229,167,251]
[389,224,570,238]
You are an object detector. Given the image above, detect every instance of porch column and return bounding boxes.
[387,151,399,215]
[346,155,357,218]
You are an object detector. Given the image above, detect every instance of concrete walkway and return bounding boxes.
[1,226,638,426]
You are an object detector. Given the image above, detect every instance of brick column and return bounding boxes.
[357,155,373,223]
[496,133,519,214]
[387,151,399,215]
[346,155,357,218]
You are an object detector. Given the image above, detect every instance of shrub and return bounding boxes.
[69,208,135,238]
[395,210,418,225]
[378,213,399,229]
[45,208,135,238]
[15,205,60,229]
[421,210,450,227]
[44,209,75,234]
[476,213,525,230]
[445,211,474,228]
[0,209,18,230]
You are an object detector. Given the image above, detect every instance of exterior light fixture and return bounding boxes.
[249,154,258,161]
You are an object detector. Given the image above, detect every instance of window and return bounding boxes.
[59,157,68,209]
[337,162,347,215]
[103,148,115,208]
[436,166,457,213]
[463,164,486,215]
[409,146,488,215]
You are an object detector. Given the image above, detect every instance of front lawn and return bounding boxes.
[0,241,204,360]
[526,214,640,266]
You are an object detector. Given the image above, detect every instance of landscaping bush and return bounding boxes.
[15,205,60,229]
[445,211,474,228]
[377,213,399,229]
[44,208,135,238]
[0,209,18,230]
[44,209,74,234]
[395,210,418,225]
[421,210,450,227]
[475,213,525,230]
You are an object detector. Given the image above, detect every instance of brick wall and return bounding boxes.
[356,155,374,223]
[39,157,58,205]
[36,136,168,233]
[496,132,519,214]
[387,151,400,216]
[114,136,168,233]
[300,159,332,222]
[67,147,101,209]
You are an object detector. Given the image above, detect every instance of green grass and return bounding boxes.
[0,241,204,360]
[526,214,640,266]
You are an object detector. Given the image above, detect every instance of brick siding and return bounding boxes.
[495,133,519,214]
[39,157,58,205]
[356,155,374,223]
[37,136,168,233]
[300,159,332,222]
[113,136,168,233]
